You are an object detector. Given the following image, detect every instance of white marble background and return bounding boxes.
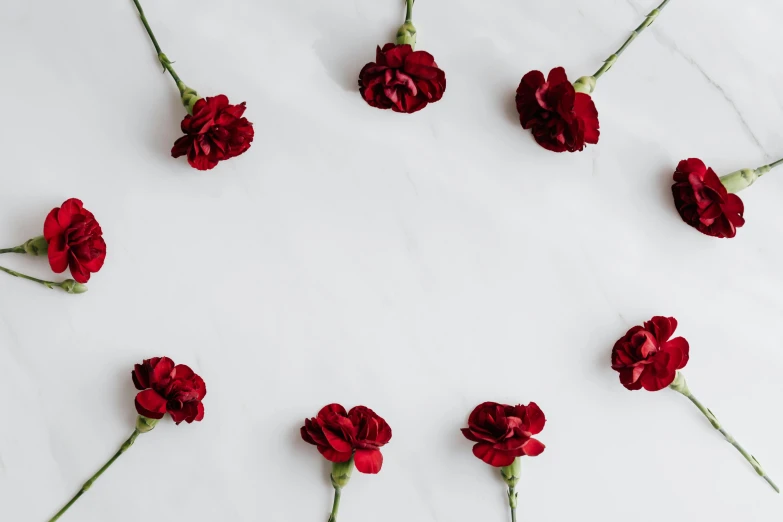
[1,0,783,520]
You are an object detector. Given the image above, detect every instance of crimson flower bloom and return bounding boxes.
[44,198,106,284]
[516,67,599,152]
[301,403,392,474]
[132,0,253,171]
[133,357,206,424]
[671,158,745,238]
[358,0,445,115]
[611,317,778,492]
[461,401,546,467]
[171,95,254,171]
[611,316,689,392]
[302,403,392,522]
[359,44,446,114]
[516,1,673,152]
[46,355,206,520]
[462,401,546,521]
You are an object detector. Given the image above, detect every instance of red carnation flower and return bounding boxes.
[671,158,745,238]
[514,0,675,152]
[46,355,206,519]
[301,403,392,474]
[516,67,599,152]
[171,95,254,171]
[461,401,546,467]
[43,198,106,284]
[462,401,546,521]
[611,316,689,392]
[133,357,206,424]
[131,0,253,171]
[302,404,392,522]
[359,44,446,114]
[612,317,779,492]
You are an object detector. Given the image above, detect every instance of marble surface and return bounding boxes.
[1,0,783,520]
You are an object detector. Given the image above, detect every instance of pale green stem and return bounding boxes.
[592,0,672,81]
[766,157,783,169]
[0,265,70,292]
[327,487,342,522]
[507,486,518,522]
[48,430,141,522]
[396,0,418,48]
[130,0,199,112]
[719,156,783,193]
[0,246,24,254]
[670,373,779,493]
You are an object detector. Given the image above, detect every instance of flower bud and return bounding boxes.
[573,75,596,94]
[61,279,88,294]
[720,168,759,194]
[330,458,354,489]
[500,458,522,488]
[395,21,417,48]
[136,415,159,433]
[23,236,49,256]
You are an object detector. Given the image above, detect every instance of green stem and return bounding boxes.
[592,0,672,81]
[766,157,783,169]
[0,246,24,254]
[670,373,779,493]
[720,156,783,193]
[48,430,141,522]
[327,487,342,522]
[130,0,193,100]
[396,0,418,48]
[405,0,414,22]
[756,157,783,175]
[507,486,518,522]
[0,265,65,291]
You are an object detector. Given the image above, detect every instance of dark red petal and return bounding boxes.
[665,337,690,370]
[675,158,707,180]
[573,93,600,145]
[323,428,353,452]
[194,402,205,422]
[523,402,546,435]
[619,369,643,390]
[132,365,148,390]
[546,67,569,86]
[187,150,220,171]
[354,449,383,474]
[317,445,353,463]
[461,428,483,443]
[169,406,189,425]
[172,136,192,158]
[521,438,545,456]
[43,208,63,241]
[319,404,349,418]
[135,389,167,419]
[383,44,411,68]
[57,199,83,230]
[518,70,546,94]
[67,257,90,283]
[172,364,195,380]
[150,358,176,386]
[47,241,69,274]
[472,443,516,467]
[640,368,674,391]
[300,425,316,444]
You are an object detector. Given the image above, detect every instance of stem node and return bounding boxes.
[670,373,779,493]
[47,429,142,522]
[590,0,672,83]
